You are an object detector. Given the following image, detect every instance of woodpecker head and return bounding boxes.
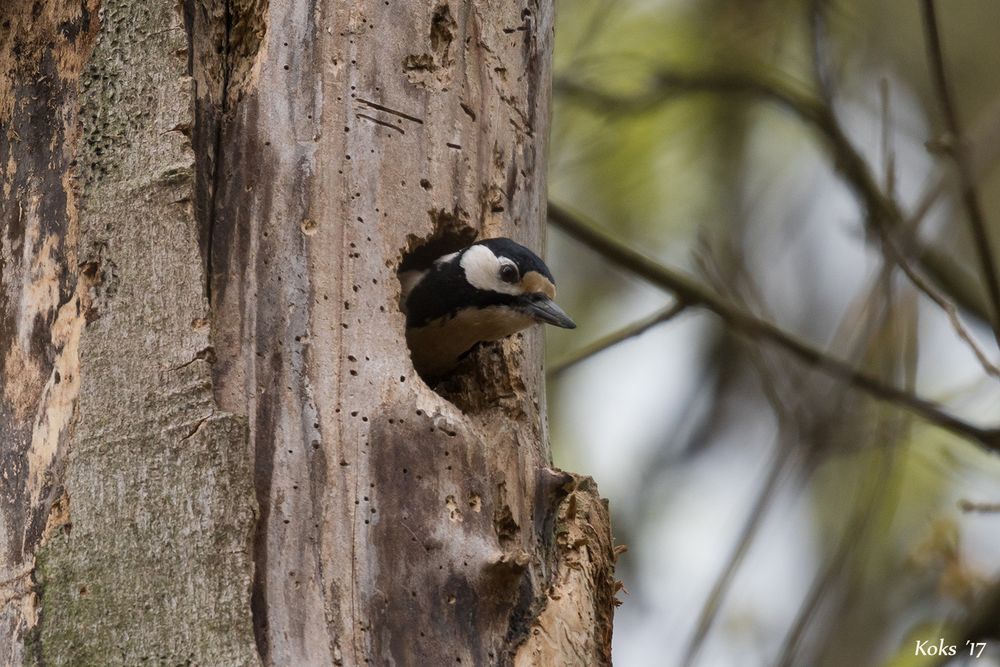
[400,238,576,377]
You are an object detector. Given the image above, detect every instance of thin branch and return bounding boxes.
[680,444,793,667]
[554,70,1000,327]
[556,69,867,218]
[859,87,1000,323]
[673,244,806,667]
[920,0,1000,348]
[677,252,793,666]
[775,427,900,667]
[679,222,912,666]
[808,0,834,104]
[548,202,1000,449]
[547,301,686,377]
[958,499,1000,513]
[776,259,915,666]
[872,83,1000,378]
[880,78,896,199]
[682,248,902,666]
[555,69,821,124]
[890,240,1000,378]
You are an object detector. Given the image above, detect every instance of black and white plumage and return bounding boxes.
[399,238,576,377]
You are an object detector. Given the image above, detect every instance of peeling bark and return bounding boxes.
[197,0,617,662]
[2,0,257,663]
[1,0,616,663]
[514,476,617,666]
[1,1,97,661]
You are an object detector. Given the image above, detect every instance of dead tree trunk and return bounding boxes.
[1,0,616,664]
[1,0,258,664]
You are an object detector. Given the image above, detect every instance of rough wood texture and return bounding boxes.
[2,0,616,662]
[1,0,258,663]
[199,0,617,664]
[514,476,617,666]
[1,2,97,661]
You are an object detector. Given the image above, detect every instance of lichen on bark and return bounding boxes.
[2,0,617,663]
[2,0,259,663]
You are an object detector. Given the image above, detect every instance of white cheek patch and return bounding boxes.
[460,245,521,295]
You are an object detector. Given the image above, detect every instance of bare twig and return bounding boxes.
[680,444,794,667]
[548,202,1000,449]
[880,79,896,199]
[872,83,1000,378]
[677,244,806,667]
[920,0,1000,348]
[554,70,1000,327]
[547,301,686,377]
[682,241,906,666]
[892,245,1000,378]
[775,263,914,666]
[878,89,1000,321]
[958,499,1000,514]
[775,425,900,667]
[680,245,802,663]
[808,0,834,104]
[555,68,819,122]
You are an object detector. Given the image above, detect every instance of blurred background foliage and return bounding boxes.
[543,1,1000,665]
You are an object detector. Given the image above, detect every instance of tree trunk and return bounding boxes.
[1,0,616,664]
[1,0,258,663]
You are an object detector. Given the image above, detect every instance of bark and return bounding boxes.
[1,0,617,664]
[1,1,258,663]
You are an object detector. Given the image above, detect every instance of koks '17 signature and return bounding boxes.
[914,639,987,658]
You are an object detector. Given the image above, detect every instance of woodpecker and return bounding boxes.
[399,238,576,377]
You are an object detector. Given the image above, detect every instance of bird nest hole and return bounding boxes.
[398,217,526,414]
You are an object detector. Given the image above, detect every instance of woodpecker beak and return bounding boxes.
[522,294,577,329]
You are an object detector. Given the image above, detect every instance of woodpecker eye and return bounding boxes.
[499,263,519,284]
